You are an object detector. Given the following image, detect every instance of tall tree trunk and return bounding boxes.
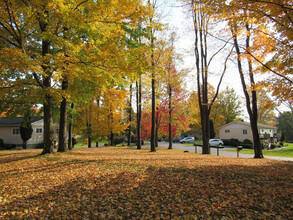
[23,141,27,149]
[95,98,100,148]
[128,84,132,146]
[109,111,114,146]
[246,23,263,158]
[168,85,172,149]
[201,106,210,154]
[155,107,159,147]
[41,38,54,154]
[87,121,92,147]
[68,103,74,150]
[150,38,156,152]
[193,3,210,154]
[136,80,142,149]
[42,92,54,154]
[87,102,93,148]
[58,80,68,152]
[110,132,114,146]
[88,135,91,148]
[231,22,263,158]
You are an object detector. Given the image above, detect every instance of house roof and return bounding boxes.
[0,117,44,127]
[217,121,277,130]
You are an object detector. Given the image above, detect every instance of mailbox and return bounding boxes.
[237,146,243,158]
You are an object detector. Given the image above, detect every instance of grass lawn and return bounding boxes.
[74,141,107,148]
[0,147,292,219]
[224,143,293,157]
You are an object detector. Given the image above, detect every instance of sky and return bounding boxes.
[157,0,290,117]
[159,0,242,88]
[157,0,249,118]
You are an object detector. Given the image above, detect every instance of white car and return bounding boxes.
[209,139,224,147]
[179,137,195,144]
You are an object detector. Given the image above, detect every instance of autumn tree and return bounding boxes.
[257,90,277,126]
[204,0,292,158]
[210,0,292,96]
[187,91,201,131]
[148,0,157,152]
[145,0,166,152]
[228,8,265,158]
[159,40,190,149]
[186,0,233,154]
[0,0,149,154]
[122,23,149,147]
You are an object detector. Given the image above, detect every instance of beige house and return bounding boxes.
[217,121,277,142]
[0,117,58,148]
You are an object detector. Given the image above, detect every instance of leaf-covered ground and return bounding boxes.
[0,147,292,219]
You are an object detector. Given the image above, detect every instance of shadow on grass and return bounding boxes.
[0,153,40,164]
[1,155,292,219]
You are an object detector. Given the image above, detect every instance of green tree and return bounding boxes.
[20,112,33,149]
[211,87,242,127]
[277,112,293,142]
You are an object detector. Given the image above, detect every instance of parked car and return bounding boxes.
[179,137,195,144]
[209,139,224,147]
[173,136,182,143]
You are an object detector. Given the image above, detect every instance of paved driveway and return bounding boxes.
[151,142,293,162]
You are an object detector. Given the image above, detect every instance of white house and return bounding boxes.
[0,117,58,148]
[217,121,277,142]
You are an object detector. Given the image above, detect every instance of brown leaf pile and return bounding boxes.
[0,147,292,219]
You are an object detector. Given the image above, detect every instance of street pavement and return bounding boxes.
[148,142,293,162]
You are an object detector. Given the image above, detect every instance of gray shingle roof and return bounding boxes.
[217,121,277,129]
[0,117,43,126]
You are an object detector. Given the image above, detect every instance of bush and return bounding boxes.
[276,143,282,148]
[0,139,5,150]
[223,138,240,146]
[114,136,127,145]
[36,143,44,149]
[6,144,16,150]
[241,144,254,149]
[241,139,253,149]
[242,139,253,145]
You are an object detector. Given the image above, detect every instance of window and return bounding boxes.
[12,128,20,135]
[225,129,230,133]
[243,129,247,135]
[36,128,43,134]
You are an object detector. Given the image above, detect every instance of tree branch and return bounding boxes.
[207,33,293,84]
[209,46,234,112]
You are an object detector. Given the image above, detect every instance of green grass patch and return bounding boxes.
[224,143,293,157]
[74,141,107,148]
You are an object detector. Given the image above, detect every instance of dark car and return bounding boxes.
[173,136,182,143]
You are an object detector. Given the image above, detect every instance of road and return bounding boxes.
[148,142,293,162]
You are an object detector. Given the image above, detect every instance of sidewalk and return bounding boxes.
[155,142,293,162]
